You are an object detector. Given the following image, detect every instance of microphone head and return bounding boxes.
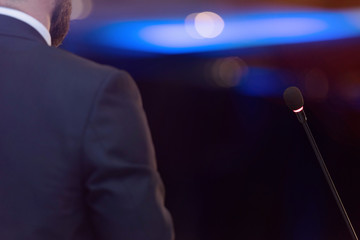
[283,86,304,111]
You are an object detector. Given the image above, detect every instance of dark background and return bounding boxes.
[63,1,360,239]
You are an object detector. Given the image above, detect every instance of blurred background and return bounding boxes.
[63,0,360,239]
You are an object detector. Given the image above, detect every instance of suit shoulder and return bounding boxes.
[39,45,129,83]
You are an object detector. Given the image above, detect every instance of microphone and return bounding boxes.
[283,86,358,240]
[283,86,306,123]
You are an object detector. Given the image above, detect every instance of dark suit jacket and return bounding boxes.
[0,15,174,240]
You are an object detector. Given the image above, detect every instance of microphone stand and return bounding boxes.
[297,110,358,240]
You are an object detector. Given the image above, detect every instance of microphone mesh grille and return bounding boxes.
[283,87,304,111]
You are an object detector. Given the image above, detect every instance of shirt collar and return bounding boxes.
[0,7,51,46]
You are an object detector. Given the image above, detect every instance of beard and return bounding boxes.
[50,0,72,47]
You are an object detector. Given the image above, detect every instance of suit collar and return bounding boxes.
[0,7,51,46]
[0,14,49,46]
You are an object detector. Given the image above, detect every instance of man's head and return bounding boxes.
[50,0,72,47]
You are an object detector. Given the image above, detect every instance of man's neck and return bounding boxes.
[0,1,52,30]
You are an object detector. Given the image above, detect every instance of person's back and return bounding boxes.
[0,1,173,239]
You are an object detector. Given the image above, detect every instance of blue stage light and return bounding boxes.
[84,9,360,54]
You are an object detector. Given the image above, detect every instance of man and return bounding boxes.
[0,0,174,239]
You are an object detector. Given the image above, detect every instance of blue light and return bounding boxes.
[84,9,360,54]
[236,67,291,97]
